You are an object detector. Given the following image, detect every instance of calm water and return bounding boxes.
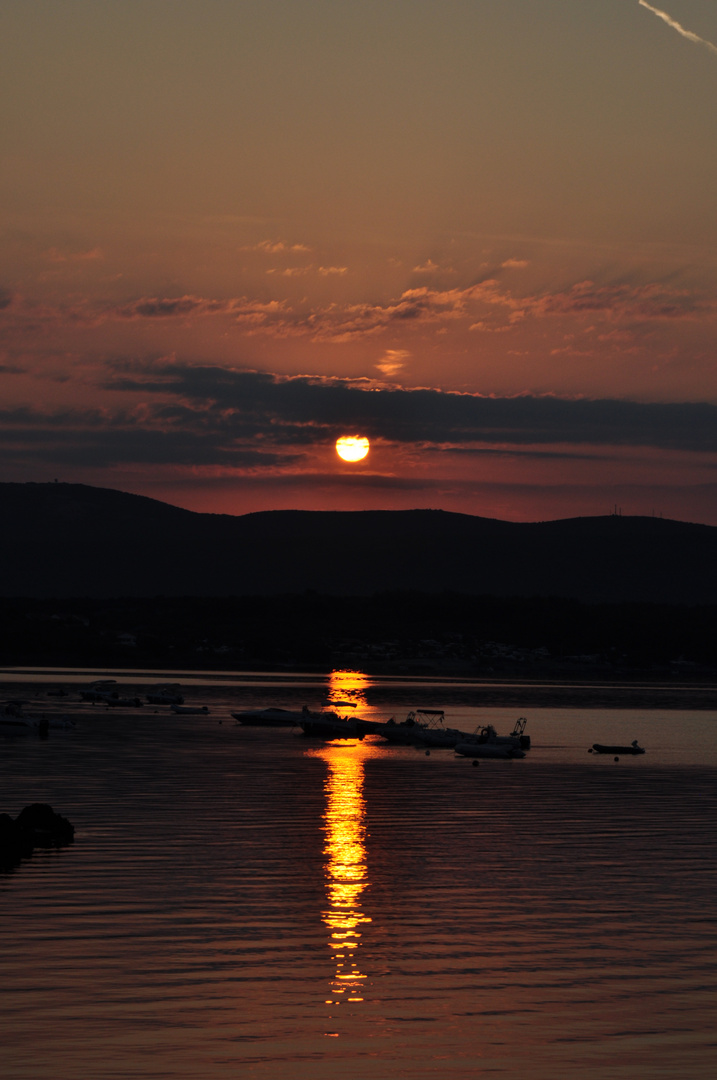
[1,670,717,1079]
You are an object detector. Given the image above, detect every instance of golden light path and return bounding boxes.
[307,669,378,1012]
[325,669,370,708]
[335,436,370,462]
[314,739,379,1008]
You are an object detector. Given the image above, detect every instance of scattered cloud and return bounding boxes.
[375,349,411,376]
[241,239,311,253]
[318,266,348,276]
[639,2,717,57]
[266,266,313,277]
[412,259,456,274]
[3,362,717,479]
[114,296,287,323]
[2,275,713,346]
[501,258,529,269]
[526,280,703,321]
[102,361,717,454]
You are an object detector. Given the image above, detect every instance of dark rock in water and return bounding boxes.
[1,804,74,870]
[15,803,75,848]
[0,812,35,869]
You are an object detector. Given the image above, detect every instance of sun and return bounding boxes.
[336,436,370,462]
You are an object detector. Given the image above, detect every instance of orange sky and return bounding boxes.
[2,1,717,522]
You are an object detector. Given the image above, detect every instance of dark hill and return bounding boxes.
[1,482,716,602]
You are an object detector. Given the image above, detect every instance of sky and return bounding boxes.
[2,0,717,523]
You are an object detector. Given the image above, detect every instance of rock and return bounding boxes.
[15,803,75,848]
[1,804,74,869]
[0,812,34,869]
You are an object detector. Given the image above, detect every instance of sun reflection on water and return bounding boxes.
[325,669,370,708]
[310,739,378,1009]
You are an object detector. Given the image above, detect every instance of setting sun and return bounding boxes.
[336,436,370,463]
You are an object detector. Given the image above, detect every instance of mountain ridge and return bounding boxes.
[1,482,715,602]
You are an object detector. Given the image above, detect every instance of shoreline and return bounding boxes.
[2,673,716,712]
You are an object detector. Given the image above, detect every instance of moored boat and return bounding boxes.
[1,709,75,731]
[454,718,530,759]
[372,709,469,748]
[299,709,362,739]
[590,740,645,755]
[146,690,184,705]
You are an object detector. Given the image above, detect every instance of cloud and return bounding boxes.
[524,280,703,322]
[375,349,411,376]
[3,274,712,346]
[3,363,717,478]
[412,259,456,274]
[318,266,348,276]
[501,258,529,269]
[413,259,439,273]
[266,266,313,277]
[0,404,300,469]
[241,239,311,253]
[102,362,717,454]
[115,296,287,323]
[639,2,717,57]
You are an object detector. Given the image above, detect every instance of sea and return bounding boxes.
[1,667,716,1080]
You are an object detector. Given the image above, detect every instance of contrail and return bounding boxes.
[639,1,717,56]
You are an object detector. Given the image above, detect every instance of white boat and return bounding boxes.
[146,690,184,705]
[299,709,362,739]
[0,713,36,729]
[374,710,469,748]
[0,710,75,731]
[454,719,529,759]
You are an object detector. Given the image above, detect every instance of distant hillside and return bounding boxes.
[1,482,716,602]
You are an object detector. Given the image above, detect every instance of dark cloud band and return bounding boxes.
[2,362,717,473]
[106,362,717,454]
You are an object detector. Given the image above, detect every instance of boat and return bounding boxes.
[1,707,75,731]
[170,704,210,715]
[373,710,469,748]
[146,689,184,705]
[590,740,645,755]
[80,687,142,707]
[80,689,115,703]
[232,707,310,727]
[299,709,362,740]
[454,718,530,759]
[454,739,525,759]
[0,713,36,730]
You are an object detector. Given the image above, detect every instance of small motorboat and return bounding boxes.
[146,689,184,705]
[81,687,141,707]
[1,708,75,731]
[170,704,210,715]
[299,709,363,740]
[590,740,645,755]
[373,709,469,747]
[454,718,530,759]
